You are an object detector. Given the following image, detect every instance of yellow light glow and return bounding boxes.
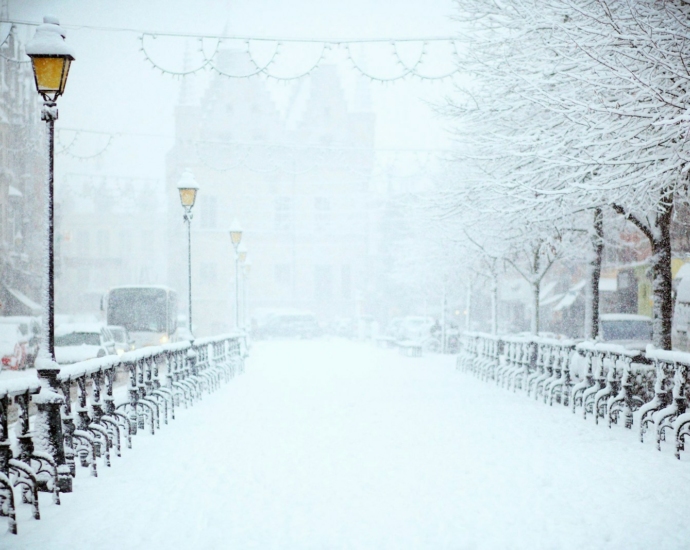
[230,231,242,245]
[116,349,124,356]
[31,57,71,96]
[159,334,169,344]
[178,188,197,208]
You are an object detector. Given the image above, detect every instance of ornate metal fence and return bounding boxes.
[458,332,690,460]
[0,333,245,534]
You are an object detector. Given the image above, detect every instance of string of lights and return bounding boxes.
[53,125,452,176]
[55,129,117,160]
[1,18,461,81]
[141,35,460,82]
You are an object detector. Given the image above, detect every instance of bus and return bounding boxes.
[103,285,178,348]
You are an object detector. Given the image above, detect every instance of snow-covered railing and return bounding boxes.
[457,333,690,460]
[0,332,246,535]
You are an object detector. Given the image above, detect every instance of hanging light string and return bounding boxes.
[54,126,453,176]
[56,128,117,160]
[141,34,460,82]
[1,18,460,81]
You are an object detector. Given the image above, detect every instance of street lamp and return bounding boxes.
[25,15,75,493]
[242,257,252,329]
[228,219,243,329]
[177,170,199,336]
[26,16,74,361]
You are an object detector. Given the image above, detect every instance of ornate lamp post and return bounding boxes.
[25,15,75,493]
[177,171,199,336]
[237,243,247,328]
[229,220,243,329]
[242,257,252,329]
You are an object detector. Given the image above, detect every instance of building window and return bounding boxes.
[275,197,292,232]
[275,264,291,286]
[341,265,351,300]
[200,196,217,229]
[314,265,333,300]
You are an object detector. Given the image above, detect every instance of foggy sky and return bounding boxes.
[8,0,458,182]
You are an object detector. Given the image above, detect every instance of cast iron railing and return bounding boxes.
[0,333,246,534]
[457,333,690,460]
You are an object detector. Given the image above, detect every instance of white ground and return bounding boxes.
[2,339,690,549]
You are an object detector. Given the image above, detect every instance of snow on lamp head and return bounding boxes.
[177,170,199,210]
[229,219,243,247]
[25,16,75,101]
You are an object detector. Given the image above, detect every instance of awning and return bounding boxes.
[5,287,42,315]
[599,278,617,292]
[554,280,586,311]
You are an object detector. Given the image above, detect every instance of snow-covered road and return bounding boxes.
[3,339,690,549]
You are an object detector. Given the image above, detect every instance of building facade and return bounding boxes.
[0,24,45,317]
[167,51,376,336]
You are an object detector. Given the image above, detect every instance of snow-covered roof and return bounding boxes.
[55,323,104,336]
[676,262,690,281]
[554,292,577,311]
[600,313,651,322]
[599,278,617,292]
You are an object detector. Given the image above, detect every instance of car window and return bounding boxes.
[55,332,101,346]
[110,329,126,343]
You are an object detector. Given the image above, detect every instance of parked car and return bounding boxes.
[54,323,116,365]
[256,312,321,339]
[107,325,135,355]
[0,323,28,371]
[0,316,40,370]
[599,313,653,349]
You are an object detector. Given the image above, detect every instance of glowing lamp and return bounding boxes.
[229,219,243,246]
[177,170,199,209]
[25,16,75,101]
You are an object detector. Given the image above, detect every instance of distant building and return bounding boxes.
[166,52,376,336]
[55,174,167,314]
[0,25,45,317]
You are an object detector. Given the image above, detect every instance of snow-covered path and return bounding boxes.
[3,339,690,549]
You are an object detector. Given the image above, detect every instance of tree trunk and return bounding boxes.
[465,279,472,331]
[584,207,603,340]
[651,197,674,350]
[490,271,498,335]
[530,282,540,335]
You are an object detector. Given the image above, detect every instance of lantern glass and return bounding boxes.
[178,187,198,208]
[30,56,71,99]
[230,230,242,246]
[239,250,247,263]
